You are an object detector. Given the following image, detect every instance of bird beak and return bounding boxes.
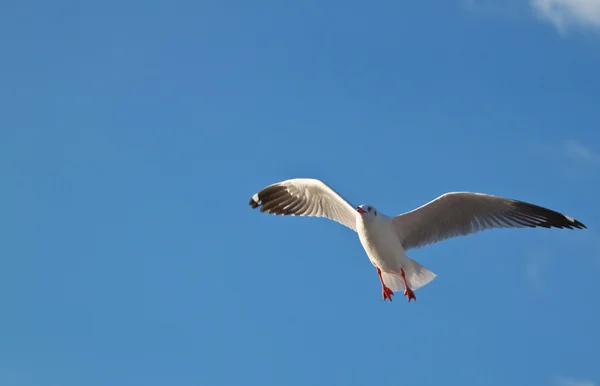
[356,207,366,214]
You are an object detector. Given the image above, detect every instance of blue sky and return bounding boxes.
[1,0,599,385]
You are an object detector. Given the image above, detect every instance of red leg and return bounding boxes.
[400,268,416,302]
[377,267,394,301]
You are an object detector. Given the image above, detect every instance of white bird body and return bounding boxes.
[356,210,436,293]
[357,211,402,272]
[249,177,585,302]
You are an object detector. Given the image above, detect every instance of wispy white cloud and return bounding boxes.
[555,376,596,386]
[563,140,599,164]
[460,0,600,35]
[531,0,600,34]
[529,140,599,177]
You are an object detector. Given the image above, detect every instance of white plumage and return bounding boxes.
[249,178,586,302]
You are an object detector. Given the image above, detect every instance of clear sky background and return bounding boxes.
[1,1,599,386]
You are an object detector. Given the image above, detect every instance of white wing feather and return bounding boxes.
[248,178,359,231]
[391,192,586,251]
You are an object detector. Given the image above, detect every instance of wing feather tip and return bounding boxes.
[511,201,587,231]
[248,193,260,208]
[248,185,286,210]
[564,214,587,229]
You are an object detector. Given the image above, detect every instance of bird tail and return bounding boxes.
[381,256,437,292]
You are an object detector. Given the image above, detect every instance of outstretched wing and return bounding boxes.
[248,178,359,231]
[391,192,586,251]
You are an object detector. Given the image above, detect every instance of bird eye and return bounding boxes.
[368,207,372,212]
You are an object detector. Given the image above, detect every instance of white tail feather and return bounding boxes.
[381,256,436,292]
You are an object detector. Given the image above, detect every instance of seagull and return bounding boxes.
[248,178,586,302]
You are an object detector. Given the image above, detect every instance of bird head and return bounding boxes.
[356,204,378,219]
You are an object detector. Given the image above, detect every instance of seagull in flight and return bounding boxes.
[248,178,586,302]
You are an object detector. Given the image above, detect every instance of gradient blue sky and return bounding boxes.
[1,1,599,385]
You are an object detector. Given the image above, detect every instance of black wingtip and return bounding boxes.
[572,218,587,230]
[558,214,587,230]
[247,185,299,216]
[511,200,587,231]
[248,197,259,209]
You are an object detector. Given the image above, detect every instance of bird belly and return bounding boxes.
[357,221,407,272]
